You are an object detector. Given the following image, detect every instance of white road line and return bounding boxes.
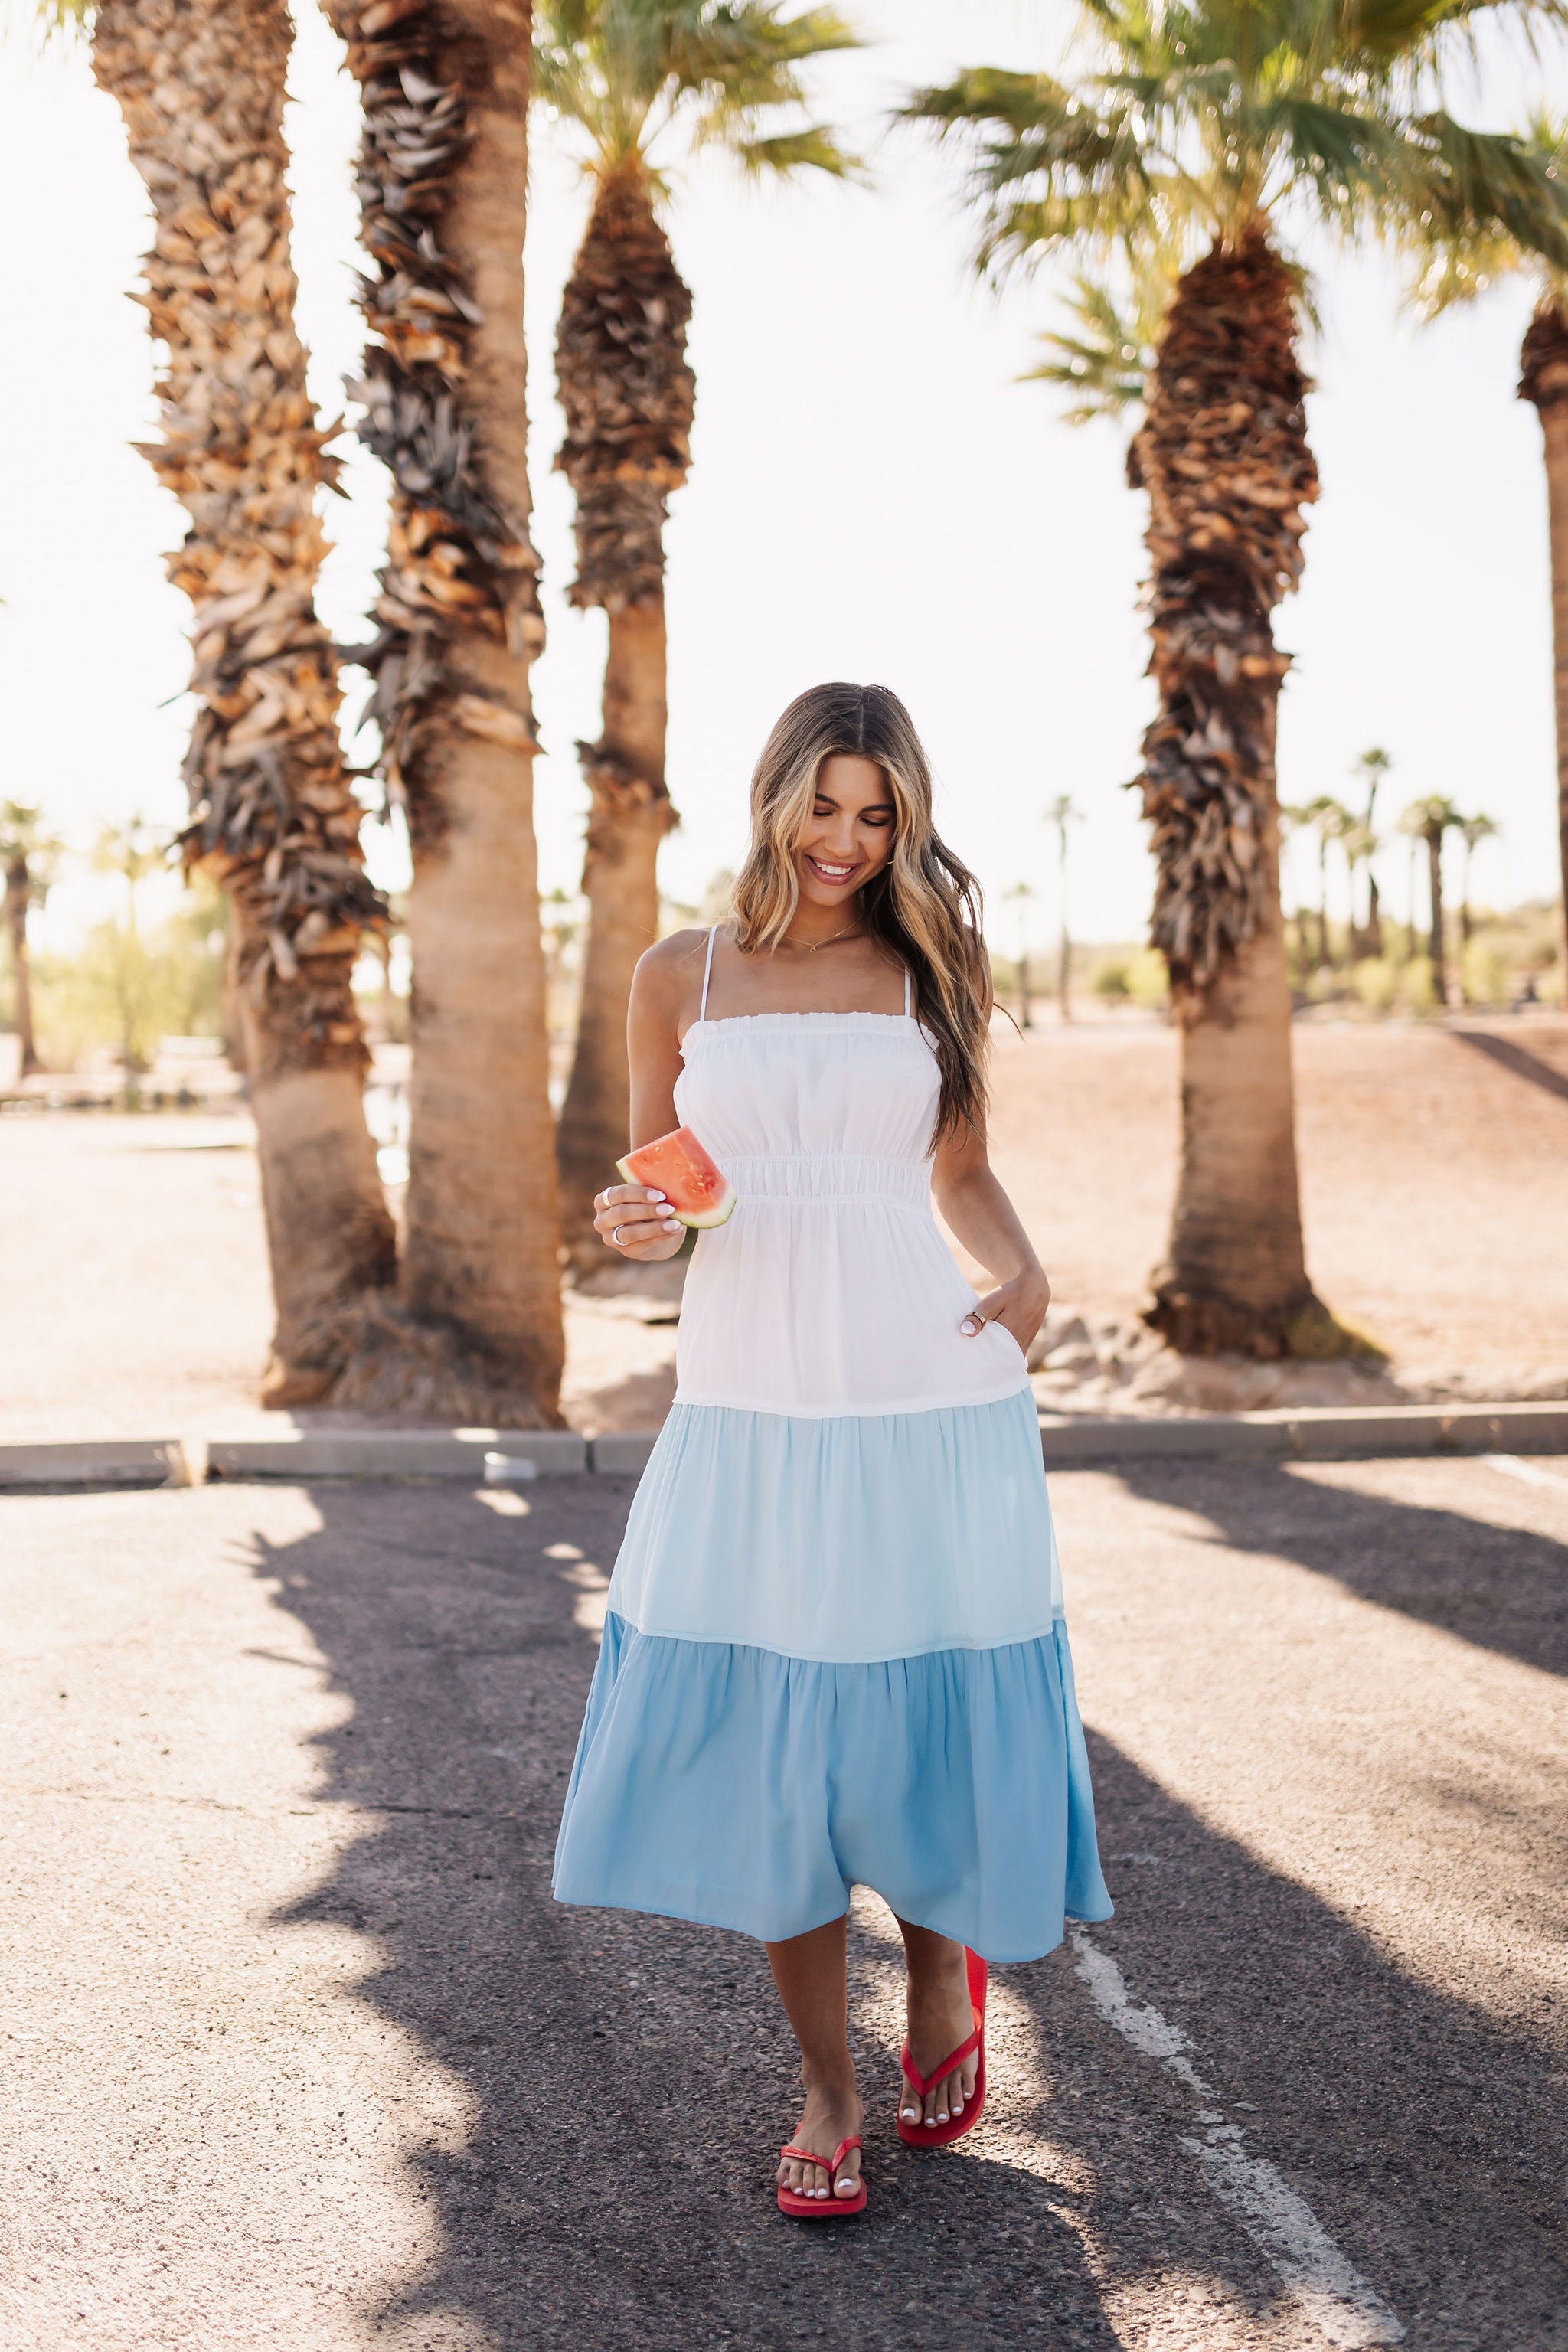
[1481,1452,1568,1494]
[1070,1929,1404,2348]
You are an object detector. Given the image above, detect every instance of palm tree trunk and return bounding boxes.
[553,168,691,1275]
[5,859,40,1077]
[1318,841,1330,970]
[1427,829,1448,1004]
[1520,298,1568,995]
[1131,227,1341,1358]
[556,604,678,1272]
[1366,872,1383,959]
[328,0,563,1423]
[93,0,396,1405]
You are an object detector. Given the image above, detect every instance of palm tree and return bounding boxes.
[93,811,166,939]
[1351,746,1392,956]
[1300,795,1354,972]
[1002,878,1038,1026]
[1043,792,1081,1019]
[89,0,397,1406]
[325,0,564,1423]
[537,0,860,1272]
[1339,818,1378,962]
[906,0,1568,1357]
[1409,117,1568,997]
[1457,810,1501,995]
[1400,795,1463,1003]
[0,802,62,1078]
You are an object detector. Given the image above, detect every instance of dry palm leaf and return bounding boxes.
[331,0,545,838]
[1129,229,1318,998]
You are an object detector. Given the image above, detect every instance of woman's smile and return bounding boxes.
[802,853,858,886]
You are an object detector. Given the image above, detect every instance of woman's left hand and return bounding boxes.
[960,1268,1051,1356]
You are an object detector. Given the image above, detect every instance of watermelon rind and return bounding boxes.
[615,1150,737,1229]
[671,1183,737,1230]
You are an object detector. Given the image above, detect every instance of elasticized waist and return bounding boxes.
[721,1152,930,1207]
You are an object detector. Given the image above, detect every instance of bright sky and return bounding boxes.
[0,0,1562,958]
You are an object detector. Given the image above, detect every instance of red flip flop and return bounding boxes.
[898,1947,988,2148]
[776,2135,867,2220]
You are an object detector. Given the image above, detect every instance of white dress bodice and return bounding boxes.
[672,988,1031,1419]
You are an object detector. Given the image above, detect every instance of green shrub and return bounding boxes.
[1352,957,1397,1014]
[1397,955,1436,1014]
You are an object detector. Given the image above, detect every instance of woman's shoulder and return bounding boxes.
[632,926,716,1014]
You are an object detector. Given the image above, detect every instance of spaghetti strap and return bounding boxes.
[903,964,912,1018]
[700,924,717,1021]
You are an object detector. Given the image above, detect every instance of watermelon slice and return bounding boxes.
[616,1125,737,1228]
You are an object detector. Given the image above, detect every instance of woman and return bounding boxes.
[554,682,1111,2219]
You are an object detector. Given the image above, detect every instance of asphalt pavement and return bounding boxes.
[2,1455,1564,2350]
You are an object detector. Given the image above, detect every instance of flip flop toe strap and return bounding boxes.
[899,2021,982,2101]
[779,2135,861,2180]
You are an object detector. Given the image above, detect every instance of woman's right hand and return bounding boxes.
[593,1184,686,1261]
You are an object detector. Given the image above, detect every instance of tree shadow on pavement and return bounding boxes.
[1049,1727,1568,2352]
[247,1480,1566,2351]
[1113,1455,1568,1679]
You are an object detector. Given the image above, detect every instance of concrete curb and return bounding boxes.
[1,1403,1563,1491]
[0,1439,196,1490]
[204,1429,589,1481]
[1036,1400,1568,1466]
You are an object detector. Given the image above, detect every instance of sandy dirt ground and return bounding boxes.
[4,1455,1564,2348]
[2,1014,1564,1443]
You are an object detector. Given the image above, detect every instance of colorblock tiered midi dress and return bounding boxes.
[553,936,1112,1962]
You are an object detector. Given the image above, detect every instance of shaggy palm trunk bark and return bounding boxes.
[1131,227,1340,1358]
[93,0,396,1405]
[5,859,40,1076]
[1520,298,1568,993]
[328,0,562,1423]
[554,168,691,1276]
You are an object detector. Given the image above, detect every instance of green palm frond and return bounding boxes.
[900,0,1568,281]
[535,0,861,182]
[1024,266,1174,423]
[721,126,861,177]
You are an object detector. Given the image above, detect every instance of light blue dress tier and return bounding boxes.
[552,932,1112,1961]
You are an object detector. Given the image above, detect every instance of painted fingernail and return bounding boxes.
[960,1318,978,1334]
[647,1191,666,1201]
[664,1219,682,1233]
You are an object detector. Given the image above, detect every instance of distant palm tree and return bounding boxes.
[1410,116,1568,998]
[88,0,397,1403]
[1351,747,1393,956]
[537,0,861,1272]
[1302,796,1354,972]
[1043,792,1081,1019]
[1339,818,1378,963]
[906,0,1568,1357]
[0,802,63,1078]
[1400,796,1464,1004]
[1002,879,1039,1027]
[1457,812,1501,997]
[92,812,167,939]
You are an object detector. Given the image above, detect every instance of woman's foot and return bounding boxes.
[776,2071,864,2203]
[899,1931,980,2130]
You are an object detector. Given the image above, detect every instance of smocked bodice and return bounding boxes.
[671,1010,1030,1419]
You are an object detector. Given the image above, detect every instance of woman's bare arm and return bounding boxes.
[929,946,1049,1350]
[931,1117,1051,1352]
[590,929,709,1263]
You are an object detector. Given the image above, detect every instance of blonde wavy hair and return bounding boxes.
[731,682,989,1141]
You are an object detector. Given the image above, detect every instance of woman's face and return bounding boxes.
[793,753,897,909]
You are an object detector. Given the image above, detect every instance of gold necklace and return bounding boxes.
[780,922,864,954]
